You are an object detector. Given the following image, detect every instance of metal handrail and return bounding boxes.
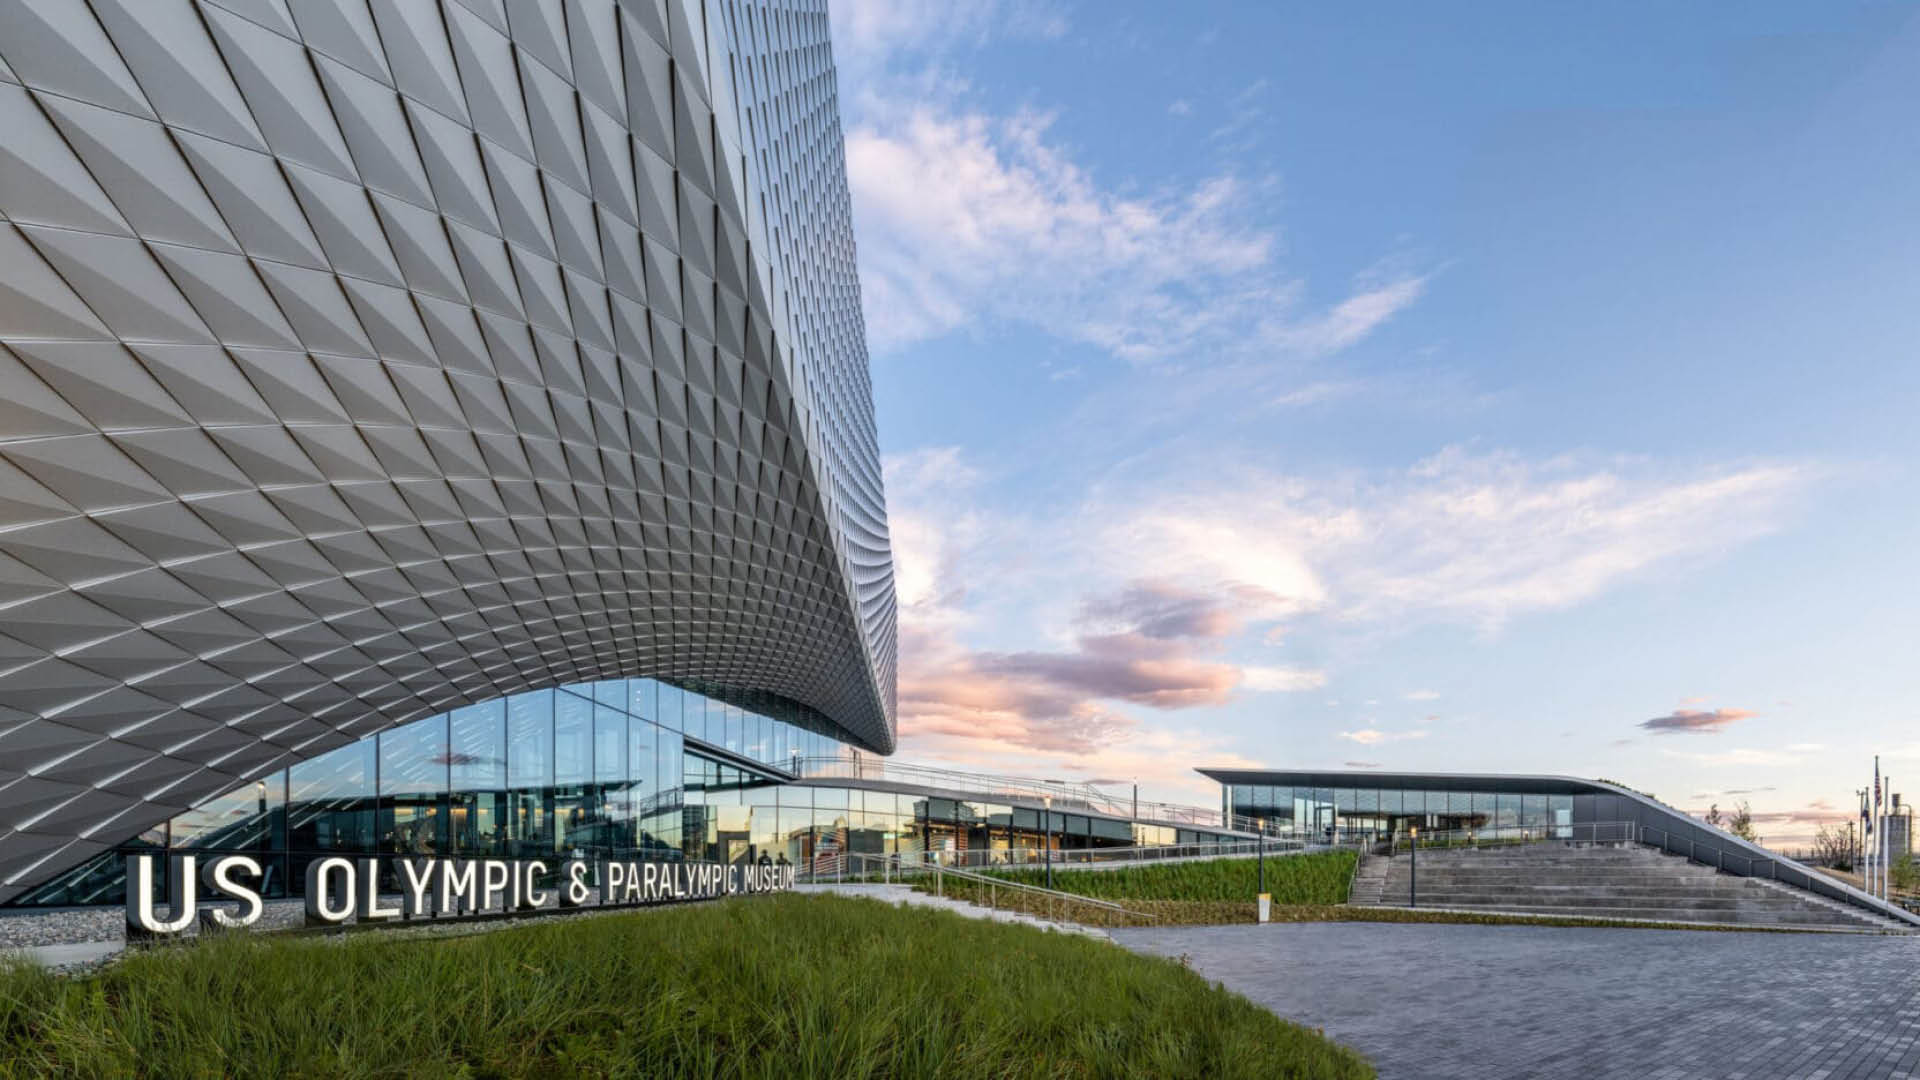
[1637,824,1777,879]
[901,838,1317,867]
[831,852,1160,925]
[795,837,1329,882]
[1385,821,1638,855]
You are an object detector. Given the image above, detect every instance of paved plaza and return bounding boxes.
[1116,922,1920,1080]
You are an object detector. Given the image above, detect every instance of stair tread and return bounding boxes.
[1347,846,1893,931]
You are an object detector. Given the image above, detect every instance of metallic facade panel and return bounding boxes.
[0,0,894,903]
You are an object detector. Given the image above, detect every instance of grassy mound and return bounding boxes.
[0,893,1372,1079]
[982,851,1356,905]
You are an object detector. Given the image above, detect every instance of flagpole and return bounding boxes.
[1874,756,1884,900]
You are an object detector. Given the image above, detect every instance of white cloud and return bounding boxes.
[884,444,1818,787]
[1276,276,1428,354]
[1102,448,1815,630]
[1241,666,1329,692]
[1270,379,1367,409]
[1339,728,1430,746]
[833,7,1424,363]
[847,109,1321,358]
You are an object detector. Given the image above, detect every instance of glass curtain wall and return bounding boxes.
[1224,783,1575,844]
[14,678,863,907]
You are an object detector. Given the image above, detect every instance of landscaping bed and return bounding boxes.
[0,892,1373,1079]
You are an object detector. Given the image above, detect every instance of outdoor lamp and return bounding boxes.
[1408,825,1419,907]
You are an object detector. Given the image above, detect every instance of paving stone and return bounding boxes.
[1117,921,1920,1079]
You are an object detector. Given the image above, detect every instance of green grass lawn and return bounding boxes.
[982,851,1357,905]
[0,893,1373,1079]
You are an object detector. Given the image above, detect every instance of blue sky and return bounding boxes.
[828,1,1920,844]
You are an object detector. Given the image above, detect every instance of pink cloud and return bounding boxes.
[1639,707,1757,735]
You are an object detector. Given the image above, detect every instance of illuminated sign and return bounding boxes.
[125,854,795,940]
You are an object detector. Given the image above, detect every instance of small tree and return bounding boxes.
[1812,823,1853,871]
[1893,853,1917,893]
[1703,803,1724,828]
[1726,801,1759,844]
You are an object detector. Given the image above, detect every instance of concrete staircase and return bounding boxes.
[1348,853,1389,906]
[1358,844,1903,931]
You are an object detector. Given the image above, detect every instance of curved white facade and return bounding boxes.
[0,0,894,902]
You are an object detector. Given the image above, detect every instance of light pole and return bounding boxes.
[1859,787,1869,880]
[1042,793,1053,890]
[1409,825,1419,907]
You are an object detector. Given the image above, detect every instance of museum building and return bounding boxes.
[0,0,1264,910]
[0,0,917,906]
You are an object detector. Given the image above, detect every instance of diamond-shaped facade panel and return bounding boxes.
[0,0,895,903]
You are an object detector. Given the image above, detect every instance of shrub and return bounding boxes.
[977,851,1357,905]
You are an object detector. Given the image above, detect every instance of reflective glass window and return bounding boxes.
[594,707,626,784]
[656,681,684,733]
[506,691,555,855]
[628,678,657,722]
[723,704,743,755]
[593,706,630,850]
[450,700,507,790]
[171,776,280,851]
[776,805,813,865]
[507,690,554,789]
[749,787,782,863]
[652,729,684,857]
[749,711,771,763]
[629,721,656,799]
[554,692,593,784]
[379,714,448,855]
[1471,791,1497,829]
[683,689,709,742]
[287,739,376,853]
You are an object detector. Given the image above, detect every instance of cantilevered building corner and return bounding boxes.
[0,0,894,903]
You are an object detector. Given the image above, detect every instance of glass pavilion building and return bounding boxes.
[1209,769,1579,846]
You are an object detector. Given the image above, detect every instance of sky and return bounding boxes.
[826,1,1920,848]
